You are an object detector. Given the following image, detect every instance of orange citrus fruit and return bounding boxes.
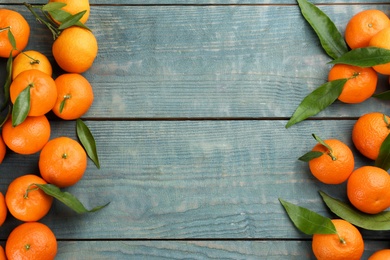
[0,246,5,260]
[1,115,51,155]
[5,222,57,260]
[312,219,364,260]
[52,73,94,120]
[328,64,377,103]
[39,136,87,188]
[308,139,354,184]
[52,26,98,73]
[5,174,53,222]
[0,192,7,226]
[12,50,53,80]
[0,135,6,164]
[352,112,390,160]
[369,249,390,260]
[347,166,390,214]
[10,69,57,117]
[369,27,390,75]
[345,9,390,49]
[48,0,90,24]
[0,9,30,58]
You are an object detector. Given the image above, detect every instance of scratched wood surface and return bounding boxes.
[0,1,389,259]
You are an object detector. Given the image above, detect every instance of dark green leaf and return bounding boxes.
[12,85,31,127]
[320,191,390,231]
[279,198,336,235]
[77,119,100,169]
[49,9,90,30]
[375,133,390,171]
[296,0,348,59]
[373,90,390,100]
[298,151,323,162]
[7,30,16,50]
[58,10,87,30]
[42,2,67,12]
[59,98,67,113]
[312,133,333,152]
[1,51,13,112]
[330,47,390,67]
[285,79,347,128]
[35,183,109,214]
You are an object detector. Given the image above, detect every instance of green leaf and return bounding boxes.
[58,10,87,30]
[12,85,31,127]
[296,0,348,59]
[59,98,67,113]
[375,133,390,171]
[35,183,109,214]
[330,47,390,67]
[279,198,337,235]
[76,119,100,169]
[42,2,67,12]
[320,191,390,231]
[312,133,333,152]
[49,9,90,30]
[298,151,323,162]
[7,29,16,50]
[373,90,390,100]
[285,79,347,128]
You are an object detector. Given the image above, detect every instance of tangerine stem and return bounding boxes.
[24,184,39,199]
[21,52,40,65]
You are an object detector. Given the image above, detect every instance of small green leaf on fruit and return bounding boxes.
[58,10,87,30]
[298,151,323,162]
[375,133,390,171]
[330,47,390,67]
[285,79,347,128]
[42,2,67,12]
[76,119,100,169]
[279,198,336,235]
[7,30,16,50]
[12,85,31,127]
[320,191,390,231]
[49,9,90,30]
[296,0,348,59]
[35,183,109,214]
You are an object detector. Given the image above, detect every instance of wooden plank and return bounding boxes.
[1,5,389,119]
[0,120,382,239]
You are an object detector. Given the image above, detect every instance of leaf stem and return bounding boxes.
[24,184,39,199]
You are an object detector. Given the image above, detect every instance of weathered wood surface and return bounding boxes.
[0,1,389,259]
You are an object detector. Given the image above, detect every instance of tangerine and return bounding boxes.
[39,136,87,188]
[52,73,94,120]
[10,69,57,117]
[12,50,52,80]
[352,112,390,160]
[52,26,98,73]
[0,246,5,260]
[5,222,57,260]
[328,64,377,104]
[369,249,390,260]
[312,219,364,260]
[308,139,354,184]
[369,27,390,75]
[345,9,390,49]
[0,192,7,226]
[5,174,53,222]
[347,166,390,214]
[1,115,51,155]
[0,9,30,58]
[0,135,5,164]
[48,0,90,24]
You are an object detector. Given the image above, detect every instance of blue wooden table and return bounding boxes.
[1,0,389,259]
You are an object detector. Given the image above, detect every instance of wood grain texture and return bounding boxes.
[1,4,389,119]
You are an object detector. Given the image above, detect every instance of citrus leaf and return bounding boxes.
[312,133,332,152]
[35,183,109,214]
[279,198,336,235]
[12,85,31,127]
[298,151,323,162]
[373,90,390,100]
[42,2,67,12]
[76,119,100,169]
[7,29,16,50]
[296,0,348,59]
[375,133,390,171]
[320,190,390,231]
[59,98,67,113]
[330,47,390,67]
[58,10,87,30]
[285,79,347,128]
[49,9,90,30]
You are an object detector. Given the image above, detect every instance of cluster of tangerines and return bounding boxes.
[0,0,98,259]
[300,9,390,260]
